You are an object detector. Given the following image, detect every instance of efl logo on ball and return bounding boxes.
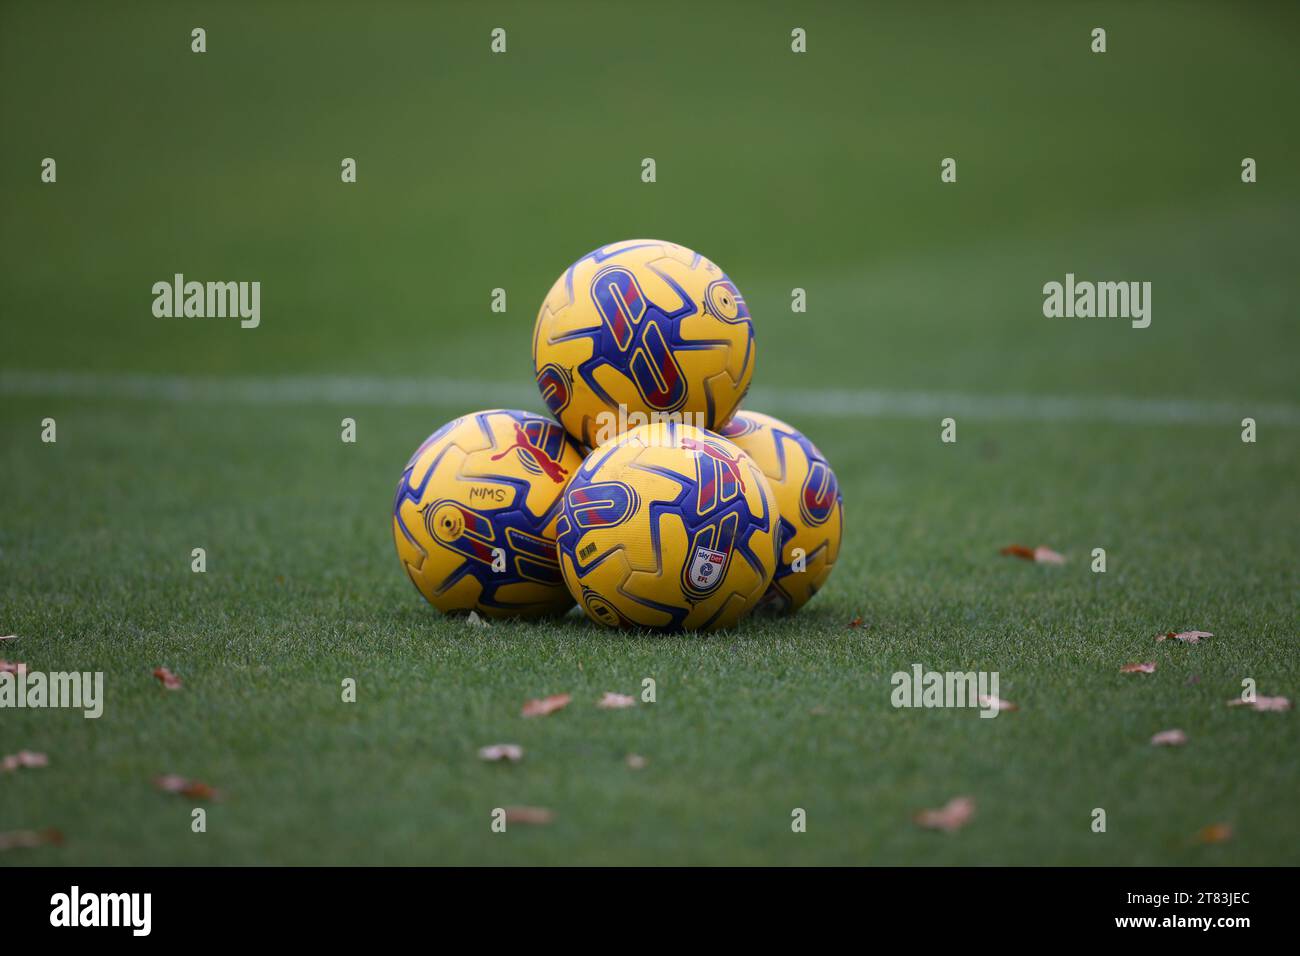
[688,546,727,591]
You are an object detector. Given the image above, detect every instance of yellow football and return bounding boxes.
[392,409,583,618]
[555,422,777,631]
[719,411,843,612]
[533,239,755,449]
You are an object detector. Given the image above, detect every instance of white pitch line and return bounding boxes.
[0,369,537,409]
[1,369,1295,427]
[765,386,1300,427]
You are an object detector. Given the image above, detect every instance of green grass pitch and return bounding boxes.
[1,1,1296,865]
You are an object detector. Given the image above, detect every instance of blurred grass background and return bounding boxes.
[0,0,1297,865]
[2,0,1298,398]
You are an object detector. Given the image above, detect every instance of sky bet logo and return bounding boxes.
[50,886,151,936]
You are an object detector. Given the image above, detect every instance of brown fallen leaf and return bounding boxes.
[1,750,49,771]
[0,828,64,852]
[1227,695,1291,712]
[1000,545,1065,564]
[913,796,975,833]
[0,660,27,675]
[597,692,636,710]
[153,775,222,801]
[1157,630,1212,644]
[978,695,1018,712]
[1150,729,1187,747]
[152,666,183,690]
[625,754,648,770]
[1251,696,1292,712]
[521,693,571,717]
[847,616,865,628]
[1194,823,1233,845]
[1120,662,1157,674]
[504,806,554,825]
[477,743,523,763]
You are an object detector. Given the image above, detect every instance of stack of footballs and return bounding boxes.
[392,239,842,632]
